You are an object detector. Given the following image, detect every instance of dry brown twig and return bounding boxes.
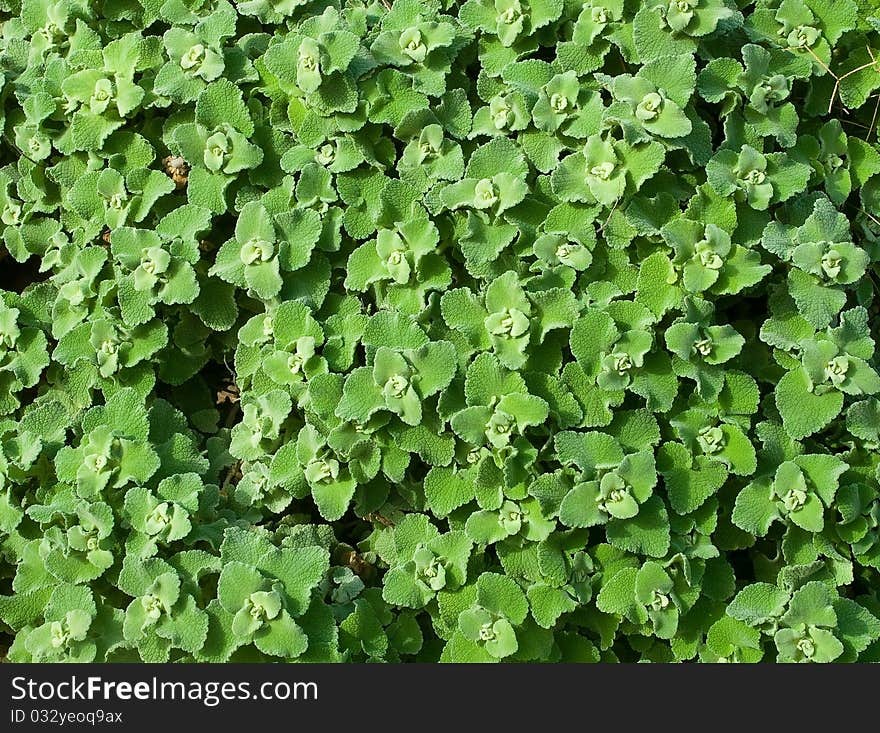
[365,511,395,528]
[600,196,621,232]
[840,118,873,131]
[865,47,880,140]
[220,460,242,494]
[806,45,834,81]
[867,94,880,142]
[817,44,880,119]
[858,207,880,228]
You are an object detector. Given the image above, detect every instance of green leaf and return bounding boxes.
[606,495,671,558]
[775,367,844,439]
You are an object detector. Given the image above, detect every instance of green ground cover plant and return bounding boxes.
[1,0,880,663]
